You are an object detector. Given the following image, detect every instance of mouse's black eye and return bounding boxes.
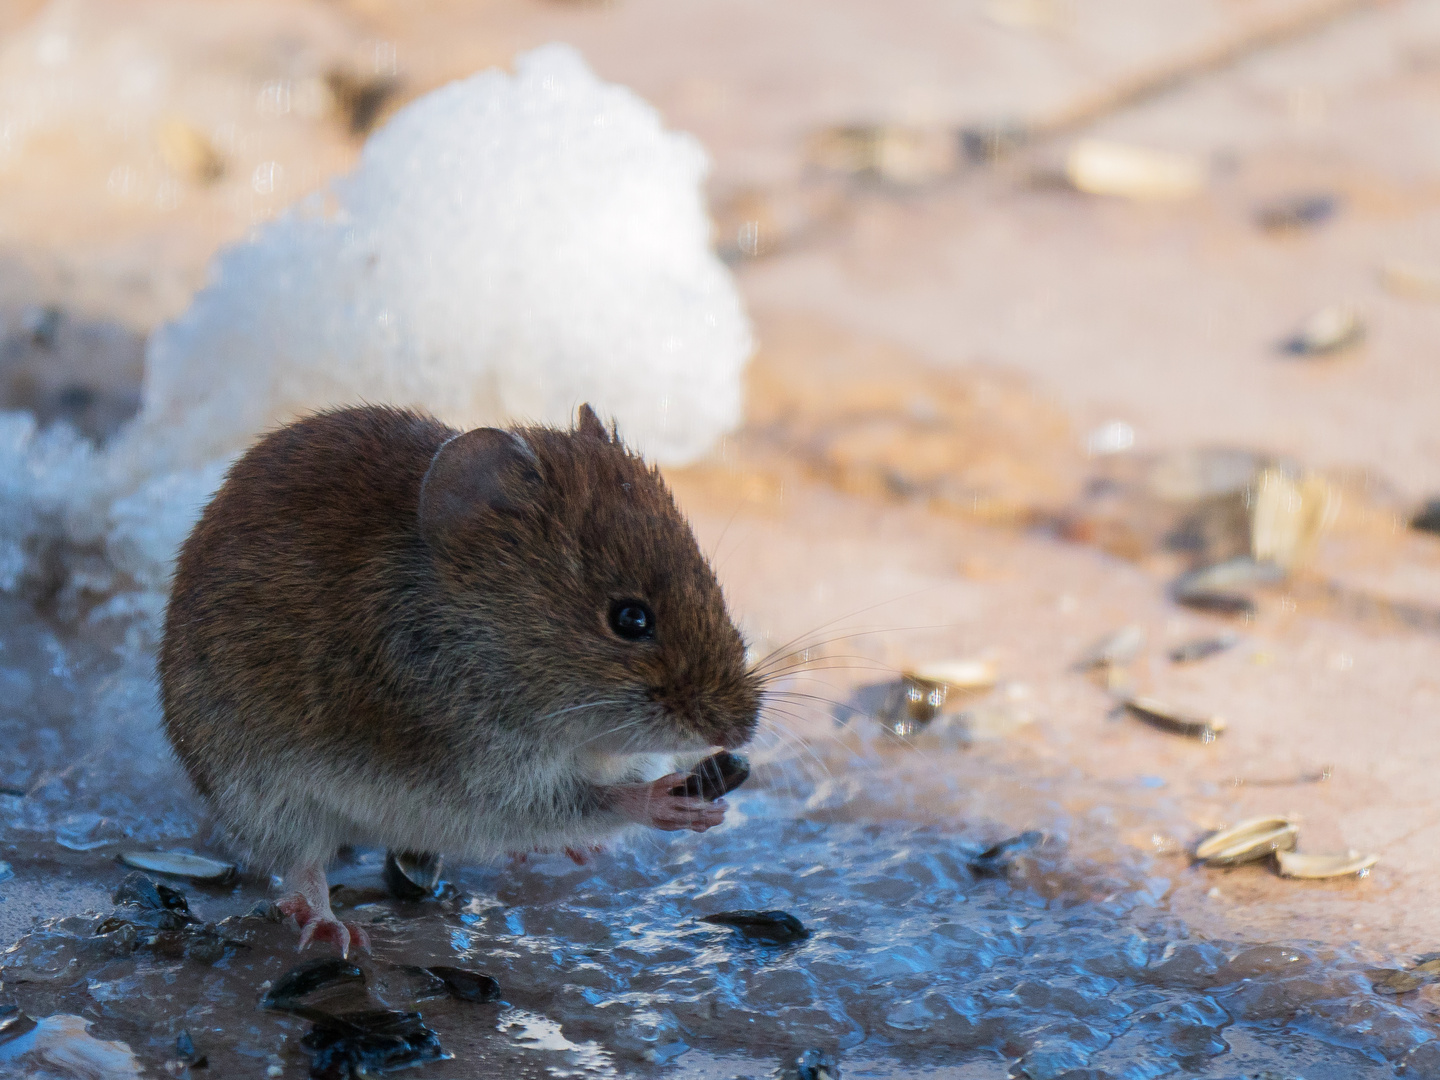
[608,599,655,642]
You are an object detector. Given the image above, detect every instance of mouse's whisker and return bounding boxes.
[749,621,958,679]
[756,700,890,782]
[763,688,858,714]
[746,590,933,674]
[754,650,897,671]
[747,627,890,678]
[531,698,628,727]
[751,657,897,686]
[573,713,650,749]
[754,708,836,783]
[746,719,813,796]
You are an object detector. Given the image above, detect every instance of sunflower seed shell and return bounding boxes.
[1123,696,1226,741]
[119,851,237,884]
[1275,850,1378,879]
[1194,816,1298,866]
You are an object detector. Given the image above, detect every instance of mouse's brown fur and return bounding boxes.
[160,404,759,887]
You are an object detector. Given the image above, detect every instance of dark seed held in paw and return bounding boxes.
[671,751,751,801]
[264,957,367,1009]
[383,850,443,900]
[701,909,810,944]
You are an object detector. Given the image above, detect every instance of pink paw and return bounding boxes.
[277,894,372,958]
[612,772,729,833]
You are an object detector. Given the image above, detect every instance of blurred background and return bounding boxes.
[3,0,1440,493]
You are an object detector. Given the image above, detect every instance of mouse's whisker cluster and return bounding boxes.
[750,709,838,787]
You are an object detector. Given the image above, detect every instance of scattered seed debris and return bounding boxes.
[175,1028,208,1069]
[1194,816,1298,866]
[807,125,957,185]
[1380,260,1440,302]
[1122,696,1225,741]
[1412,499,1440,536]
[1168,634,1238,664]
[120,851,237,885]
[1255,193,1337,232]
[1064,139,1205,200]
[794,1047,842,1080]
[424,966,501,1004]
[156,117,225,184]
[263,958,366,1010]
[701,909,810,945]
[326,69,401,136]
[1283,305,1364,356]
[301,1008,448,1078]
[1230,766,1332,788]
[1276,850,1378,879]
[1077,626,1146,670]
[969,830,1044,877]
[383,850,443,900]
[1171,556,1284,615]
[1371,958,1440,995]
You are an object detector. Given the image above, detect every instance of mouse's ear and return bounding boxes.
[418,428,542,547]
[576,403,611,442]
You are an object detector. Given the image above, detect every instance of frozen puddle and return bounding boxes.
[1,596,1437,1079]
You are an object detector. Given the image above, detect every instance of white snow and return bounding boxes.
[129,43,750,474]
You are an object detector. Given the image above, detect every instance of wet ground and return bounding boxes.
[6,0,1440,1077]
[2,583,1438,1080]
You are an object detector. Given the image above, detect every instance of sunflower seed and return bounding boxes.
[1123,696,1226,741]
[1194,816,1298,866]
[120,851,237,885]
[1284,305,1364,355]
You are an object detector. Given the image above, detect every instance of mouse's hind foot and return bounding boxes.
[277,862,373,958]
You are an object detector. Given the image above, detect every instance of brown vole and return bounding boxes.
[161,404,760,955]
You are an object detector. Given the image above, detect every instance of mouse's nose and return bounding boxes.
[713,698,759,750]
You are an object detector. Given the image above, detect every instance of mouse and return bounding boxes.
[160,403,760,955]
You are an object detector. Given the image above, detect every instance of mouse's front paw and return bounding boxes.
[611,772,729,833]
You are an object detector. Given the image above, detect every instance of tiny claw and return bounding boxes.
[296,916,349,957]
[348,922,373,953]
[296,916,372,957]
[565,847,590,865]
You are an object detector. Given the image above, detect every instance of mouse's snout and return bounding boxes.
[693,678,762,752]
[718,717,757,751]
[646,667,760,753]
